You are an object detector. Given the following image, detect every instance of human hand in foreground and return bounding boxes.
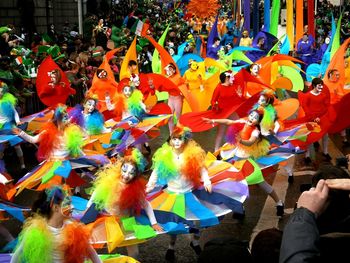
[326,178,350,191]
[297,179,329,217]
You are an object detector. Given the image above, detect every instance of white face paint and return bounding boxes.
[325,37,330,45]
[258,95,267,106]
[169,48,175,56]
[170,137,185,150]
[121,162,137,183]
[315,83,323,93]
[84,99,96,114]
[247,111,260,125]
[0,87,3,97]
[123,86,133,98]
[251,64,259,75]
[165,66,175,77]
[61,112,69,125]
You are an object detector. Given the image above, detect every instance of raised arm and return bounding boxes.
[202,117,243,126]
[146,170,158,193]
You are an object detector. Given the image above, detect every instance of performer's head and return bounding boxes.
[48,69,61,84]
[213,37,220,46]
[302,33,309,42]
[130,73,140,87]
[165,63,177,77]
[189,60,199,71]
[96,69,107,79]
[242,30,249,38]
[220,70,234,85]
[120,148,147,184]
[311,77,324,92]
[258,89,275,106]
[53,104,69,128]
[327,69,340,83]
[83,97,98,114]
[249,63,261,76]
[128,60,137,73]
[32,185,72,219]
[169,124,192,151]
[122,85,134,98]
[247,109,264,126]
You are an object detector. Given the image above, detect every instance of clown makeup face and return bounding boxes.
[315,83,324,93]
[121,162,137,184]
[123,86,133,98]
[170,136,185,151]
[247,111,260,126]
[83,99,96,114]
[60,196,72,218]
[131,75,140,87]
[251,64,259,76]
[97,69,107,79]
[61,111,69,125]
[165,65,176,77]
[325,37,330,45]
[258,95,267,106]
[49,70,60,85]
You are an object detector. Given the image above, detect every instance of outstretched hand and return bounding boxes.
[152,223,164,232]
[12,127,22,135]
[204,184,212,193]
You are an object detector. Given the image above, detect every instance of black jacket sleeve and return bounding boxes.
[279,207,321,263]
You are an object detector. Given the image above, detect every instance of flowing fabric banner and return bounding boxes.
[264,0,271,32]
[243,0,250,31]
[295,0,304,49]
[270,0,281,37]
[307,0,315,39]
[286,0,294,50]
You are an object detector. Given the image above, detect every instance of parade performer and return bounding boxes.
[11,105,109,195]
[164,63,184,132]
[0,82,26,171]
[89,148,163,259]
[11,185,102,263]
[147,124,248,260]
[203,109,285,216]
[69,96,110,135]
[296,34,314,71]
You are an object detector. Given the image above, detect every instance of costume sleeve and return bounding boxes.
[19,131,43,144]
[200,167,211,187]
[146,170,158,193]
[251,129,260,139]
[143,200,157,225]
[279,207,321,263]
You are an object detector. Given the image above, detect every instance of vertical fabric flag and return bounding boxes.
[152,25,170,74]
[307,0,315,39]
[295,0,304,49]
[330,15,342,59]
[270,0,281,37]
[286,0,294,50]
[264,0,271,32]
[243,0,250,31]
[253,0,260,37]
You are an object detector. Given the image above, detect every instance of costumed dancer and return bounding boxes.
[211,71,242,151]
[296,34,314,71]
[146,124,248,260]
[11,185,102,263]
[203,109,285,216]
[11,105,109,195]
[299,78,332,164]
[89,148,163,259]
[69,96,110,136]
[164,63,184,133]
[0,83,26,172]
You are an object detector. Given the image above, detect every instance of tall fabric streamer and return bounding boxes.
[243,0,250,31]
[253,0,260,37]
[295,0,304,50]
[286,0,294,50]
[330,15,342,59]
[307,0,315,39]
[264,0,271,32]
[270,0,280,37]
